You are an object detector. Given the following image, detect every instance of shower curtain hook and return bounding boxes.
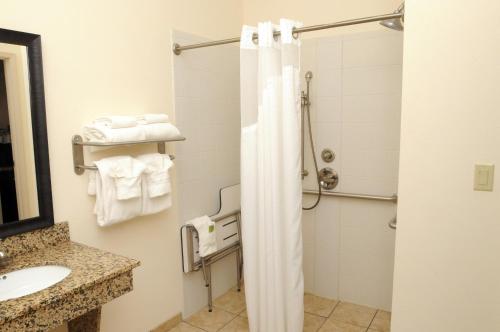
[273,29,279,42]
[292,27,299,39]
[252,32,258,45]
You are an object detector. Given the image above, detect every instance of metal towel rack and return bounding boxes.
[71,134,186,175]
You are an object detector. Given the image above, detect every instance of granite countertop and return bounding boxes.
[0,235,140,325]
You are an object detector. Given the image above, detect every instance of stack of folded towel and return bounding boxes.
[83,114,181,143]
[88,153,173,226]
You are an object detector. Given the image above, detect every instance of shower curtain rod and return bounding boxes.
[173,12,403,55]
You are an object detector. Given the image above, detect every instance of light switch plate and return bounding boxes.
[474,164,494,191]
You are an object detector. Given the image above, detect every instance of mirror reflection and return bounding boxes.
[0,42,39,224]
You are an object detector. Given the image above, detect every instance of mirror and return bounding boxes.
[0,44,39,223]
[0,28,53,238]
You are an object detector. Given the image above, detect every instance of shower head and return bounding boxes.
[380,2,404,31]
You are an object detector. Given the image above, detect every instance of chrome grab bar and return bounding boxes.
[303,190,397,202]
[303,190,398,229]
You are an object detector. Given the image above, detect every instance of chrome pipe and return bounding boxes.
[303,190,397,203]
[173,12,404,55]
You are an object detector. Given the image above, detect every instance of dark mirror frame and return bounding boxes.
[0,28,53,238]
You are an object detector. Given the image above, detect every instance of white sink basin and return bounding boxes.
[0,265,71,301]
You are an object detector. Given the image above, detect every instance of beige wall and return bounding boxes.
[392,1,500,331]
[0,1,241,331]
[242,0,402,37]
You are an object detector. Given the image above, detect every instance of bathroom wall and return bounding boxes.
[172,30,241,317]
[300,30,403,311]
[392,1,500,331]
[0,1,241,331]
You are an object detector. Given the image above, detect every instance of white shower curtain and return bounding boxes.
[240,19,304,332]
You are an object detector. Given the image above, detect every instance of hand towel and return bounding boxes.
[108,157,146,200]
[142,123,181,141]
[137,153,173,215]
[83,123,146,143]
[94,156,144,226]
[137,114,169,125]
[137,153,173,197]
[93,115,137,129]
[188,216,217,257]
[88,170,97,196]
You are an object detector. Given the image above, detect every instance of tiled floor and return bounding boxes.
[172,290,391,332]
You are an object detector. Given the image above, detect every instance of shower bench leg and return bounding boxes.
[236,248,242,292]
[201,258,213,312]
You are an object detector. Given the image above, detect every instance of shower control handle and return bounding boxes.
[321,149,335,163]
[318,167,339,190]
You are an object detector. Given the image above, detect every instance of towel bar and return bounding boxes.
[303,189,398,202]
[71,134,186,175]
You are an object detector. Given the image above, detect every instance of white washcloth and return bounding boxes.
[137,114,169,125]
[142,123,181,140]
[188,216,217,257]
[83,123,146,143]
[93,116,138,129]
[137,153,173,215]
[94,156,144,226]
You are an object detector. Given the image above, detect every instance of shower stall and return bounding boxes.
[299,29,403,310]
[173,1,404,323]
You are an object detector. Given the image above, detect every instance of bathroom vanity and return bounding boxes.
[0,222,140,331]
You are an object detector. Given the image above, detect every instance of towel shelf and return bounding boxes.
[71,134,186,175]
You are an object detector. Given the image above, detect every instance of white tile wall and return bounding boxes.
[173,31,240,317]
[301,30,402,311]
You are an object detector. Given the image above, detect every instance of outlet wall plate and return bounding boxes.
[474,164,494,191]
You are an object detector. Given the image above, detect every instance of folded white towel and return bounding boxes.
[137,114,169,125]
[142,123,181,141]
[108,157,146,200]
[83,123,146,143]
[94,156,144,226]
[137,153,173,197]
[93,115,138,129]
[88,170,97,196]
[188,216,217,257]
[137,153,173,215]
[140,190,172,216]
